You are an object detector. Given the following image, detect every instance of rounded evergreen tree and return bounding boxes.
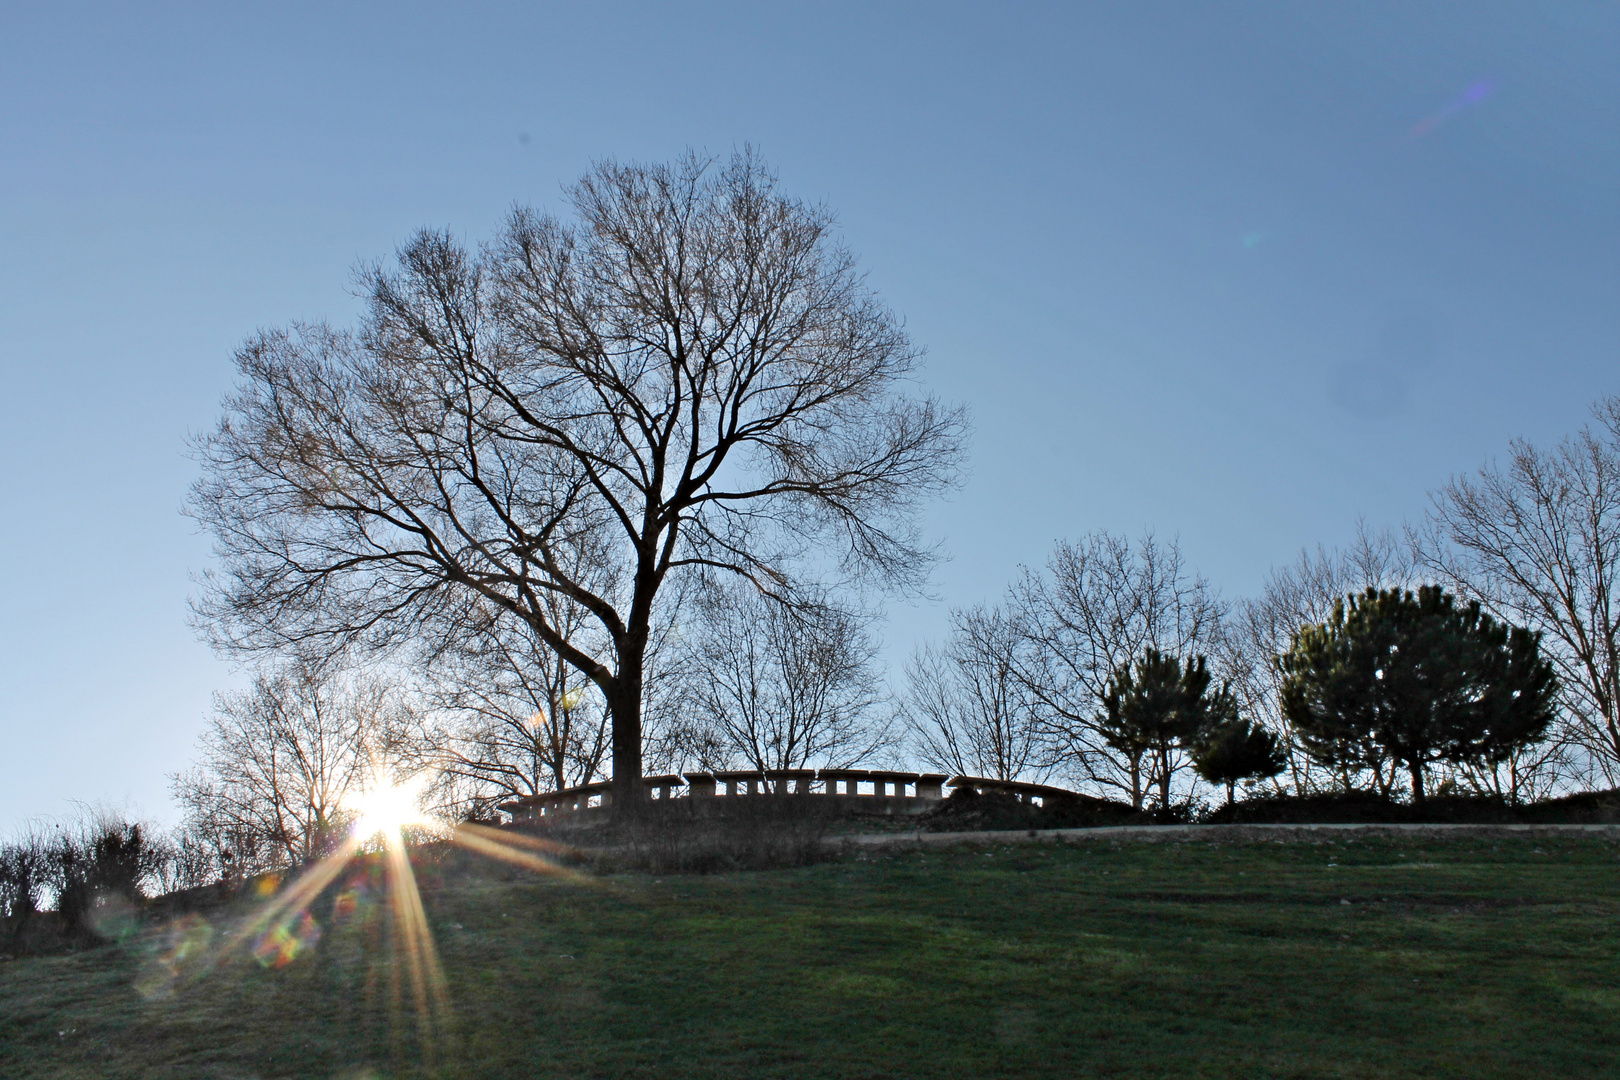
[1191,693,1287,806]
[1279,586,1557,801]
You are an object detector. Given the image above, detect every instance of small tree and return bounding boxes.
[0,827,50,947]
[1097,649,1215,811]
[173,663,409,868]
[1192,699,1287,806]
[675,582,891,774]
[1012,531,1225,800]
[903,605,1049,782]
[410,595,611,817]
[1279,586,1558,801]
[1418,395,1620,785]
[1222,521,1414,794]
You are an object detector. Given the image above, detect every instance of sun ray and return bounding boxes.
[451,822,594,883]
[383,831,453,1062]
[235,834,363,950]
[144,777,621,1071]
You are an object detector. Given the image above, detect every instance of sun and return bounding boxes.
[353,773,429,840]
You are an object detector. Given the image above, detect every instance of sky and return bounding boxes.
[1,1,1615,830]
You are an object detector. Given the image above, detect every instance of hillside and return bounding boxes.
[2,832,1618,1078]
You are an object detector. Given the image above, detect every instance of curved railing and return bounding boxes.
[497,770,1078,821]
[944,776,1086,807]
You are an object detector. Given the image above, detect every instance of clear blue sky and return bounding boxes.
[2,1,1615,828]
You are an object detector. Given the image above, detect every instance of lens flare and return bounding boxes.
[134,914,216,1000]
[1411,78,1496,138]
[354,774,430,841]
[253,910,322,968]
[451,822,591,884]
[128,773,609,1071]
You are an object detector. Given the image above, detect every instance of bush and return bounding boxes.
[0,830,49,920]
[1,828,52,954]
[48,815,169,936]
[151,828,224,897]
[1203,788,1620,825]
[1507,788,1620,824]
[917,786,1155,832]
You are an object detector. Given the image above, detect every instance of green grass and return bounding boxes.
[3,833,1618,1078]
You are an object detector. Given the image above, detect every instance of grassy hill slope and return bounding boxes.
[2,833,1618,1078]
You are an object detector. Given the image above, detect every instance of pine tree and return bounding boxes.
[1098,649,1213,811]
[1279,586,1557,801]
[1191,694,1287,806]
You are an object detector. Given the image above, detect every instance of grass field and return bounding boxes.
[2,830,1617,1078]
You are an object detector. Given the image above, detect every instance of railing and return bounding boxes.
[498,768,955,820]
[497,772,1086,819]
[946,776,1083,808]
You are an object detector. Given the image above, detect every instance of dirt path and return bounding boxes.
[835,821,1620,849]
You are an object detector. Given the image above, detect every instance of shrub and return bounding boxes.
[2,828,53,954]
[918,786,1153,832]
[48,815,169,936]
[0,830,49,920]
[1201,789,1620,825]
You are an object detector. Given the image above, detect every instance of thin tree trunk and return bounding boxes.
[1409,761,1426,803]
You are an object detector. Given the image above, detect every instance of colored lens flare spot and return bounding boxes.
[333,886,362,922]
[253,911,322,969]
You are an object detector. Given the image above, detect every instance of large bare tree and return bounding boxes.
[1417,396,1620,785]
[190,151,967,807]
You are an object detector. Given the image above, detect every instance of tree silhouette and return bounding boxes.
[1192,699,1287,806]
[189,152,966,809]
[1098,649,1215,810]
[1280,586,1557,801]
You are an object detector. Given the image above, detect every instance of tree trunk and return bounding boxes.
[1409,761,1426,803]
[1226,779,1235,807]
[608,658,645,814]
[1157,742,1173,811]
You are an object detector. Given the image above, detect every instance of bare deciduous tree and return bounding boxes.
[1452,738,1575,804]
[1011,531,1224,801]
[407,595,610,818]
[1222,522,1414,794]
[674,582,892,774]
[190,151,967,807]
[1417,396,1620,786]
[902,605,1049,782]
[172,664,409,869]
